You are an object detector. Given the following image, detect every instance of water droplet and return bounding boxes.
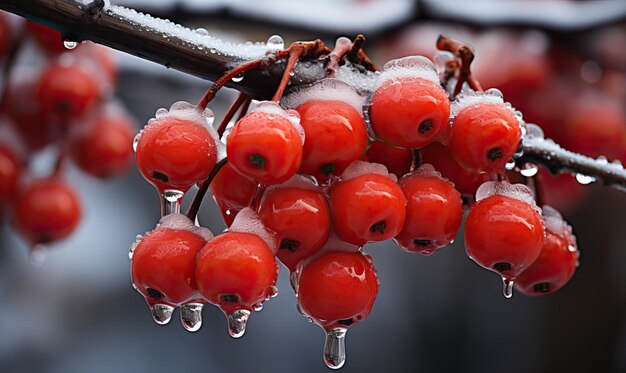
[232,72,244,83]
[227,309,250,338]
[520,163,538,177]
[128,234,142,260]
[270,285,279,298]
[485,88,504,99]
[253,303,263,312]
[209,48,216,54]
[525,123,544,139]
[323,327,347,369]
[597,155,608,164]
[575,174,596,185]
[29,245,47,266]
[63,40,78,50]
[505,159,516,171]
[161,189,185,216]
[266,35,284,50]
[132,132,141,152]
[150,304,174,325]
[180,303,203,332]
[502,277,514,299]
[195,28,209,36]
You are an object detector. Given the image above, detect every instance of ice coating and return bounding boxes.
[158,213,214,241]
[541,205,574,239]
[252,101,305,144]
[262,174,320,199]
[281,78,367,113]
[339,160,394,182]
[450,89,507,118]
[376,56,440,88]
[433,50,456,81]
[475,181,541,214]
[229,207,277,251]
[524,123,544,139]
[410,163,443,179]
[106,4,271,59]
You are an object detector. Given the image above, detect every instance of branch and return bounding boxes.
[3,0,626,193]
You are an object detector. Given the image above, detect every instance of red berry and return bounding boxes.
[195,231,278,315]
[297,250,379,330]
[369,58,450,149]
[36,62,100,121]
[515,229,578,296]
[365,141,413,178]
[258,181,331,271]
[420,142,491,197]
[464,189,544,281]
[76,42,118,86]
[131,216,211,307]
[4,81,56,150]
[226,103,303,185]
[448,97,521,174]
[135,111,218,193]
[210,162,256,226]
[394,165,462,254]
[69,108,135,178]
[295,99,367,183]
[330,163,406,245]
[11,178,81,245]
[0,144,21,206]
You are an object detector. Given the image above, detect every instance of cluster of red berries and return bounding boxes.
[0,15,135,261]
[130,48,581,369]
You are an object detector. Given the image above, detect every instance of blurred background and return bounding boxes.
[1,0,626,372]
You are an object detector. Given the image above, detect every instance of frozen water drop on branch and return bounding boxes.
[520,163,538,177]
[231,72,244,83]
[227,309,250,338]
[323,327,347,369]
[575,174,596,185]
[266,35,284,50]
[63,40,78,50]
[180,303,203,332]
[150,304,174,325]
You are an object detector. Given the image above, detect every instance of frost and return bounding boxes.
[339,160,393,182]
[229,207,277,252]
[281,78,366,113]
[475,180,541,214]
[251,101,305,144]
[450,89,506,118]
[158,213,214,241]
[376,56,440,89]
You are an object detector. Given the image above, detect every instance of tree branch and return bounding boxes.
[3,0,626,193]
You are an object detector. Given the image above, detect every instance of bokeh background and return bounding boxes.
[1,0,626,372]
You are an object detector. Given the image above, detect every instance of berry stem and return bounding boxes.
[325,37,353,78]
[186,157,229,221]
[531,173,545,207]
[271,45,304,102]
[216,92,250,139]
[197,59,265,111]
[436,34,483,96]
[348,34,378,72]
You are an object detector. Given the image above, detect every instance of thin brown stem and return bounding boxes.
[326,37,353,78]
[236,97,252,123]
[271,45,305,102]
[437,34,483,96]
[348,34,366,61]
[532,172,545,207]
[197,58,265,110]
[186,157,229,221]
[216,92,249,139]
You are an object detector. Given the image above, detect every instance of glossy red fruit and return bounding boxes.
[12,178,81,245]
[515,230,578,296]
[369,76,450,149]
[69,109,135,178]
[295,100,367,183]
[464,194,544,279]
[135,116,217,193]
[0,144,21,206]
[36,63,100,121]
[26,21,73,55]
[4,81,56,150]
[297,251,379,330]
[131,220,210,306]
[210,162,256,226]
[394,167,462,254]
[365,141,413,178]
[420,142,491,197]
[195,231,278,314]
[330,166,406,245]
[227,106,303,185]
[448,100,521,174]
[258,184,331,271]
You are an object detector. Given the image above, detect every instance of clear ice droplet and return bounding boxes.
[266,34,284,50]
[180,303,203,332]
[502,277,514,299]
[132,132,141,152]
[161,189,185,216]
[232,72,244,82]
[195,28,209,36]
[323,327,347,370]
[150,304,174,325]
[505,159,516,171]
[63,40,78,50]
[253,303,264,312]
[29,245,47,266]
[520,163,538,177]
[227,309,250,338]
[575,174,596,185]
[270,285,279,298]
